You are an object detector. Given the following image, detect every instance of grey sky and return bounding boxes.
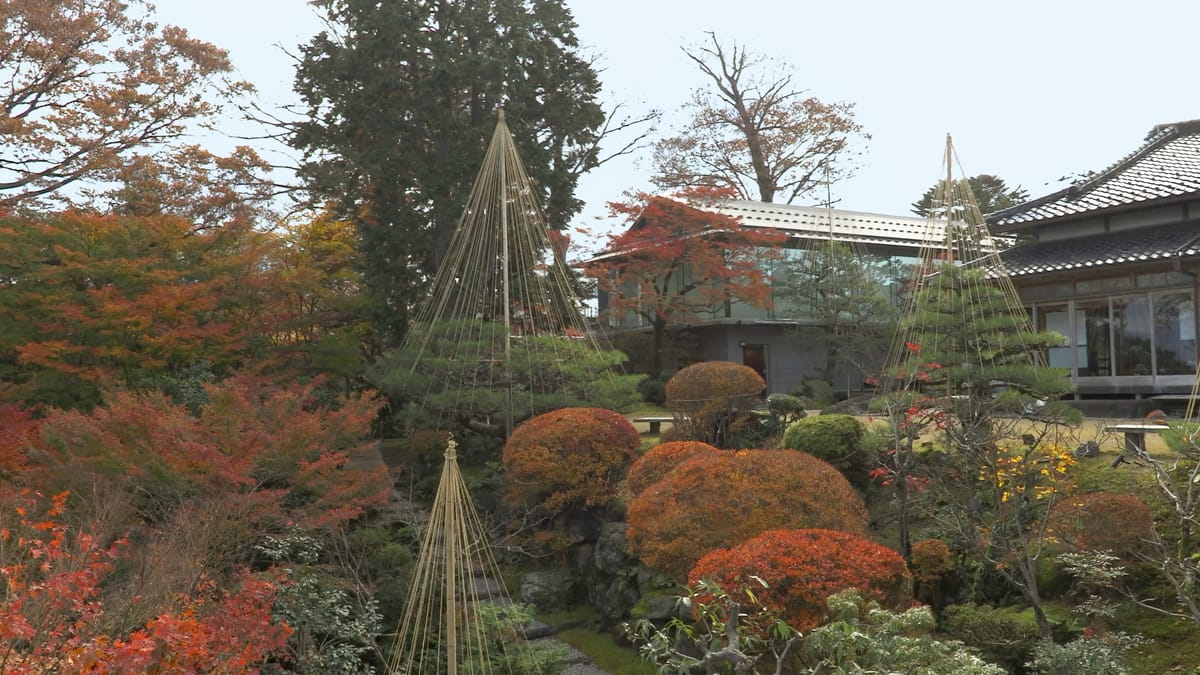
[156,0,1200,238]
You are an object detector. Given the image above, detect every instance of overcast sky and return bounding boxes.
[156,0,1200,241]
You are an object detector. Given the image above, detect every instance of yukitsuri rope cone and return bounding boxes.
[869,135,1076,558]
[391,110,630,437]
[387,436,524,674]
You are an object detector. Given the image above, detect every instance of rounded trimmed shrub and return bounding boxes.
[665,361,764,446]
[625,440,718,497]
[626,448,869,581]
[503,407,640,514]
[1047,491,1154,560]
[689,528,911,631]
[780,414,866,475]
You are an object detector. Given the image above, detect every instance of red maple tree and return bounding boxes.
[585,188,786,378]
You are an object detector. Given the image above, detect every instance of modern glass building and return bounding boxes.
[594,198,940,394]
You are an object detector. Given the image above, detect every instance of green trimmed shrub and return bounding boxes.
[780,414,868,484]
[941,603,1041,672]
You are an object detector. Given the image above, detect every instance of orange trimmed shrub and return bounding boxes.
[689,528,912,631]
[665,361,764,446]
[502,407,640,513]
[625,440,718,497]
[1048,492,1154,560]
[626,449,869,580]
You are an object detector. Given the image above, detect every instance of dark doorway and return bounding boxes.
[742,343,767,388]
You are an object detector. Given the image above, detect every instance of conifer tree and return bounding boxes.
[290,0,606,346]
[876,263,1079,637]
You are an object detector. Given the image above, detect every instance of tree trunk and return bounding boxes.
[650,317,666,380]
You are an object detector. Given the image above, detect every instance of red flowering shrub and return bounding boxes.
[665,361,764,446]
[625,440,718,496]
[626,449,869,580]
[689,528,911,631]
[503,407,640,513]
[1048,492,1154,560]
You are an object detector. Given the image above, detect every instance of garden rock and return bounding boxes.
[594,522,635,573]
[589,575,640,620]
[520,569,578,610]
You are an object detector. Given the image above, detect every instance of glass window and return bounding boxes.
[1037,304,1073,370]
[1153,291,1197,375]
[1077,299,1111,377]
[1138,271,1195,289]
[1112,296,1152,376]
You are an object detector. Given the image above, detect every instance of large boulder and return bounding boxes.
[519,568,578,610]
[594,522,636,574]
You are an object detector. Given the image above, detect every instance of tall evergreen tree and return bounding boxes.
[289,0,606,346]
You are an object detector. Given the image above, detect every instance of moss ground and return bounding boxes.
[555,627,656,675]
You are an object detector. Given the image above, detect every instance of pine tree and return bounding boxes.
[879,262,1079,638]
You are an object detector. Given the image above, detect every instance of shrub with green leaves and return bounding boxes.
[1027,633,1144,675]
[941,603,1042,672]
[801,590,1005,674]
[780,414,868,481]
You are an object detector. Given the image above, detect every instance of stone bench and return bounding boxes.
[632,416,674,434]
[1105,423,1169,454]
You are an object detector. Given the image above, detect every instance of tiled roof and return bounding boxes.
[699,199,937,249]
[1000,221,1200,277]
[989,120,1200,228]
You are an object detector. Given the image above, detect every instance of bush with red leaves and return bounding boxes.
[1048,492,1154,560]
[625,440,718,497]
[626,449,869,580]
[689,528,912,631]
[502,407,640,514]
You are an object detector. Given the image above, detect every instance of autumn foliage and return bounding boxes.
[626,449,869,580]
[909,538,956,586]
[503,407,641,514]
[0,404,39,477]
[25,375,390,532]
[689,528,911,631]
[585,190,785,377]
[1048,492,1155,561]
[0,490,292,673]
[665,361,765,446]
[624,440,718,497]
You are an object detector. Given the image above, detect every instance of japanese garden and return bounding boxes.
[2,2,1200,674]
